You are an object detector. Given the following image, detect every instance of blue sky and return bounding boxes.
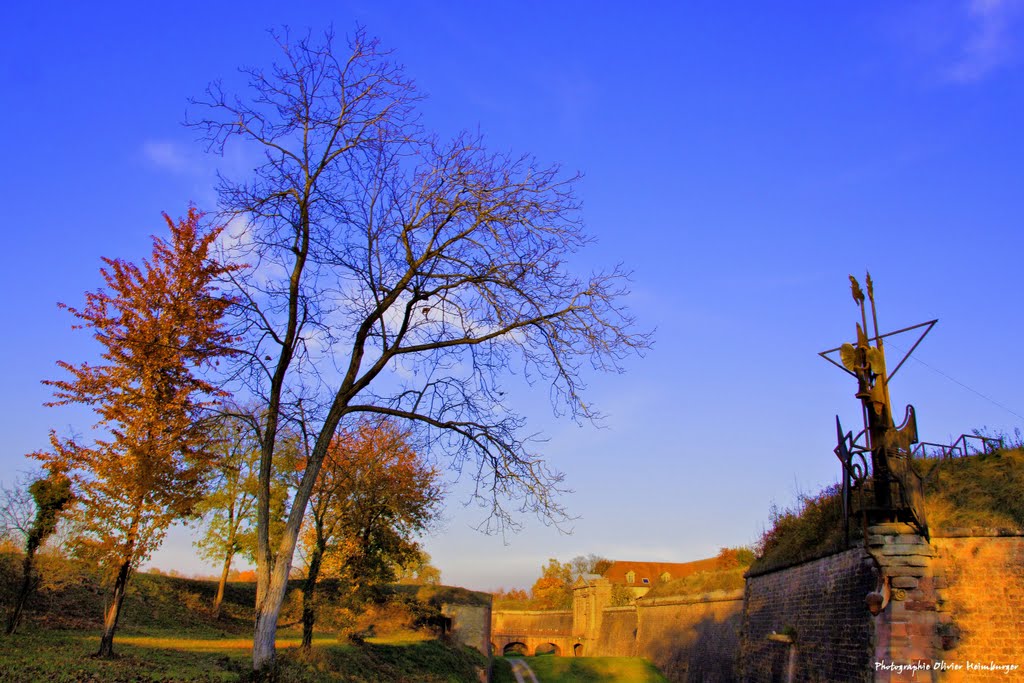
[2,1,1022,591]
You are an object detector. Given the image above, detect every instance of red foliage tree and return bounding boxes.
[35,209,236,657]
[299,419,441,648]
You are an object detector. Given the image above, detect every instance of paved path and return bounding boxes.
[507,658,540,683]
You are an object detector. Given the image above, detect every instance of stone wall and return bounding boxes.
[490,588,744,681]
[739,547,878,682]
[442,602,492,656]
[595,606,638,657]
[637,590,743,683]
[737,531,1024,682]
[490,608,574,656]
[929,533,1024,681]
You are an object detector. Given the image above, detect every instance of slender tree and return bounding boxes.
[299,419,441,648]
[189,28,649,672]
[4,472,73,635]
[192,412,260,617]
[35,209,236,657]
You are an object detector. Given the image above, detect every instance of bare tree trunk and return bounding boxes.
[97,559,131,658]
[300,544,324,649]
[212,548,234,618]
[252,402,336,672]
[6,551,38,635]
[252,555,293,672]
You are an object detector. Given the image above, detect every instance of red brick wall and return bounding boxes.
[739,548,877,682]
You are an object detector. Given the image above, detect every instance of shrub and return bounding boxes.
[751,484,847,574]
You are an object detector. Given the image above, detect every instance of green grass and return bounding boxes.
[0,626,490,682]
[0,564,493,682]
[506,656,668,683]
[0,627,246,682]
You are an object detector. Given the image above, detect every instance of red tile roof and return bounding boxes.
[601,558,720,586]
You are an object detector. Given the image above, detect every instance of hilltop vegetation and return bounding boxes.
[918,447,1024,531]
[750,444,1024,574]
[644,547,754,599]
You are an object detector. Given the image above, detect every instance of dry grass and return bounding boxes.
[918,447,1024,532]
[750,447,1024,575]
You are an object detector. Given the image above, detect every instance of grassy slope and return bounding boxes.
[643,566,747,598]
[0,628,490,683]
[0,569,490,682]
[919,448,1024,531]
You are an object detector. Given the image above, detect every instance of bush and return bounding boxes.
[750,484,847,574]
[749,446,1024,575]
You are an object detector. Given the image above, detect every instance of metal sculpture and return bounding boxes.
[819,274,936,542]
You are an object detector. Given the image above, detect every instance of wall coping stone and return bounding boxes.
[491,609,573,616]
[637,589,745,607]
[745,545,869,578]
[868,523,918,535]
[930,527,1024,538]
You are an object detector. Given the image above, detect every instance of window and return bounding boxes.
[660,572,671,582]
[642,578,650,584]
[626,571,635,584]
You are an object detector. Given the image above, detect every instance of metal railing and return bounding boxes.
[911,434,1003,459]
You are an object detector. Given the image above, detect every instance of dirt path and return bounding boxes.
[507,658,540,683]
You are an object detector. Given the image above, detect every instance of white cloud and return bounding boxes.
[947,0,1024,82]
[141,140,191,173]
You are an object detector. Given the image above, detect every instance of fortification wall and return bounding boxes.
[739,547,877,682]
[637,590,743,683]
[595,606,638,657]
[490,609,573,638]
[441,602,491,656]
[930,533,1024,679]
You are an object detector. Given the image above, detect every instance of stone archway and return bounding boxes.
[503,641,528,656]
[534,642,561,656]
[573,642,584,657]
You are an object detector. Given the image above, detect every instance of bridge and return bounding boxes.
[490,609,581,657]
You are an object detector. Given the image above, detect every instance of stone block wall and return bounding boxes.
[490,609,573,638]
[929,533,1024,681]
[739,547,878,682]
[595,606,639,657]
[637,590,743,683]
[442,602,492,656]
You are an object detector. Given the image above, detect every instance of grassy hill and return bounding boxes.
[0,558,496,682]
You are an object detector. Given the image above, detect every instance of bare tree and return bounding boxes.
[189,27,649,673]
[0,475,35,547]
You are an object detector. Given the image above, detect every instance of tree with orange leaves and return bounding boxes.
[298,419,441,648]
[35,209,236,657]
